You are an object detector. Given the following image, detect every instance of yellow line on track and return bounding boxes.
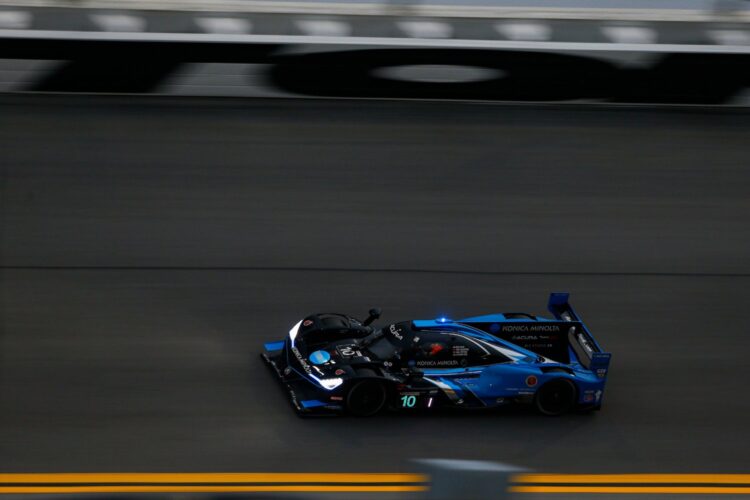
[7,472,750,485]
[514,474,750,484]
[4,473,750,495]
[512,486,750,494]
[0,473,426,484]
[0,486,427,494]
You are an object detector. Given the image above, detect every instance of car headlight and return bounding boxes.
[314,376,343,390]
[288,320,302,347]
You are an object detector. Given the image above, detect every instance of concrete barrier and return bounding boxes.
[0,3,748,103]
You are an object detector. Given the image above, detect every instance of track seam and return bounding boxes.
[2,265,750,278]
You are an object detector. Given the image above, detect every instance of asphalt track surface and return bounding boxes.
[1,96,750,484]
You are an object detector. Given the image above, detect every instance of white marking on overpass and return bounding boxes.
[494,22,551,41]
[0,10,30,29]
[90,13,146,32]
[196,17,251,34]
[602,26,657,44]
[295,19,351,37]
[707,29,750,45]
[0,58,60,91]
[2,29,750,54]
[398,21,453,39]
[374,64,502,83]
[1,0,749,22]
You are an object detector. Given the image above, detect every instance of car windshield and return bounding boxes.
[365,334,398,359]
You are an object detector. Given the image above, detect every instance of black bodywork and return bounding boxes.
[262,313,419,415]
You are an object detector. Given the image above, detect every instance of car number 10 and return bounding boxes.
[400,395,417,408]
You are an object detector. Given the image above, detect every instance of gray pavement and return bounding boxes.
[1,95,750,478]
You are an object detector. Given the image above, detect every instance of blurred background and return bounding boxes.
[0,0,749,498]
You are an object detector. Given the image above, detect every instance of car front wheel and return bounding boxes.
[346,379,387,417]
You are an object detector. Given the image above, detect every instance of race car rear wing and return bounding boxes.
[548,293,611,378]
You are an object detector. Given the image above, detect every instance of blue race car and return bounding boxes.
[261,293,611,416]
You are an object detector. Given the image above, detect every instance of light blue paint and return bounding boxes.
[309,350,331,365]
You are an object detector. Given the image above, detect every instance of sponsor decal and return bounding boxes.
[302,319,313,327]
[334,368,345,376]
[596,368,607,378]
[452,345,469,357]
[416,360,460,367]
[502,325,561,333]
[525,375,538,387]
[337,344,362,358]
[524,344,556,351]
[309,350,331,365]
[389,324,404,340]
[595,390,602,403]
[330,396,343,401]
[584,393,594,402]
[291,346,312,375]
[578,333,595,355]
[512,335,557,341]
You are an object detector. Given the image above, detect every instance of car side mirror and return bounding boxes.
[363,307,382,326]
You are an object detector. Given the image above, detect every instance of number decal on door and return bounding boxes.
[400,395,417,408]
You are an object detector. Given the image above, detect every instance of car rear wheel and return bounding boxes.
[535,378,577,416]
[346,379,387,417]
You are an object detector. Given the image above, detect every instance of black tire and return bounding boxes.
[535,378,577,416]
[346,378,387,417]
